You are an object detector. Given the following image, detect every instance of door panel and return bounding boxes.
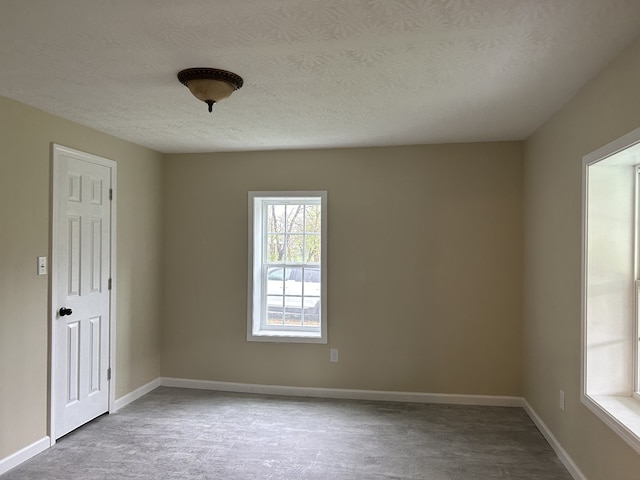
[53,146,113,439]
[66,321,80,403]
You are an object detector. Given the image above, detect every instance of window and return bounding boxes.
[248,192,327,343]
[582,126,640,454]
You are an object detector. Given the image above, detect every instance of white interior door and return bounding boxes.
[52,145,114,440]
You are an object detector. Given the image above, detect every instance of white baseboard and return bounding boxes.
[160,377,523,407]
[0,436,50,476]
[522,399,586,480]
[113,377,162,411]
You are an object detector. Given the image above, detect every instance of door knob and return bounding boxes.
[59,307,73,317]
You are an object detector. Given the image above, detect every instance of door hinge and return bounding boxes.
[107,367,111,381]
[108,278,112,290]
[109,188,113,200]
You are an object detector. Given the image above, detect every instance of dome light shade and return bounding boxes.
[177,68,243,113]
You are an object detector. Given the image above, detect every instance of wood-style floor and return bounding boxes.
[2,387,573,479]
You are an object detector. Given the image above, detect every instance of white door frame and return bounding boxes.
[49,143,117,445]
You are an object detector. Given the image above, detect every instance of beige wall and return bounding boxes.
[0,96,164,459]
[162,143,523,395]
[523,36,640,479]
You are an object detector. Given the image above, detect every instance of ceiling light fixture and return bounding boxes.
[177,67,243,113]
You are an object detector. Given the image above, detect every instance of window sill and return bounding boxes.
[247,330,327,344]
[583,394,640,454]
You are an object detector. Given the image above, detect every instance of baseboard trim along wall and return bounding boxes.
[0,436,50,476]
[522,400,587,480]
[113,377,162,412]
[0,379,586,480]
[160,377,524,407]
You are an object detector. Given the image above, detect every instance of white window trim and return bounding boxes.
[247,191,327,343]
[582,126,640,454]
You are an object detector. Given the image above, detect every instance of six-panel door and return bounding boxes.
[53,149,112,439]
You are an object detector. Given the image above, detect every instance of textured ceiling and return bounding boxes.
[1,0,639,153]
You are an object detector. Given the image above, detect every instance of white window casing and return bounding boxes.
[582,126,640,454]
[247,191,327,343]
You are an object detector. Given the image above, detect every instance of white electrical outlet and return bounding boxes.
[330,348,339,363]
[559,390,565,412]
[37,256,47,275]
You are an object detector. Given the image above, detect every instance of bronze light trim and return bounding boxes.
[177,68,244,113]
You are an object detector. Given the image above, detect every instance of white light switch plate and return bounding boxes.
[37,256,47,275]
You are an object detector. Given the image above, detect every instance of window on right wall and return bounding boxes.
[582,126,640,454]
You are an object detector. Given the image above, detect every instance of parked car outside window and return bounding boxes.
[266,266,320,323]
